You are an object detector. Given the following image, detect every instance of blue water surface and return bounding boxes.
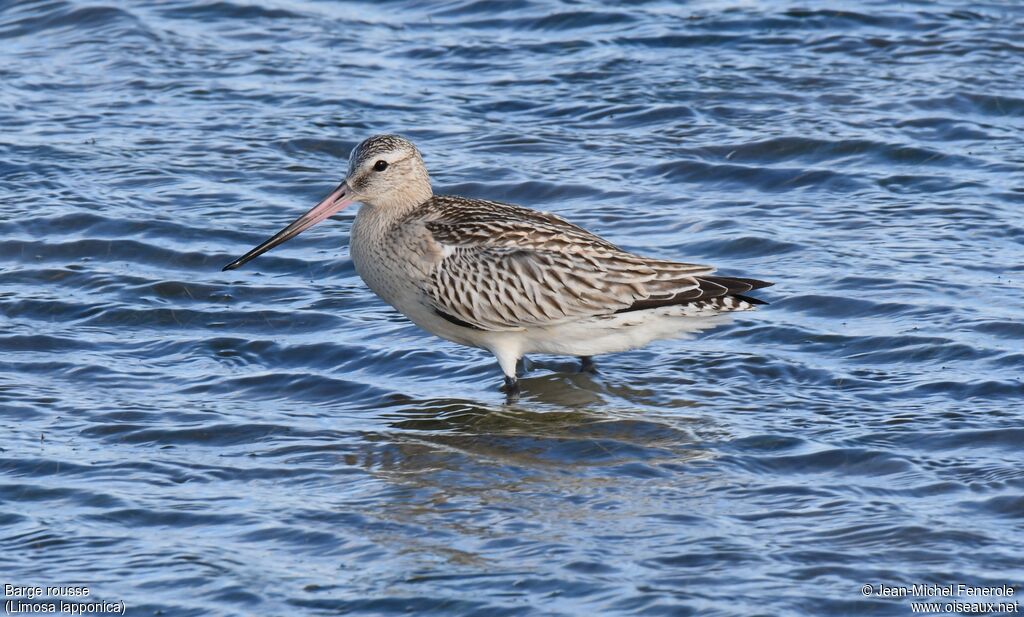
[2,0,1023,615]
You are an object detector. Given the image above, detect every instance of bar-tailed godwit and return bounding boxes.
[224,135,772,398]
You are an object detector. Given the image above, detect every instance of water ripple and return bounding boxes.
[2,0,1023,615]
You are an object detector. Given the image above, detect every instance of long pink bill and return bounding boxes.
[222,182,355,271]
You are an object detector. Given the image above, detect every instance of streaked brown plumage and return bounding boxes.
[415,196,768,331]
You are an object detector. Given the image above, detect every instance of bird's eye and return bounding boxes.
[373,160,388,172]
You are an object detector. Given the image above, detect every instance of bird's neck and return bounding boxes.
[360,186,433,223]
[353,192,432,242]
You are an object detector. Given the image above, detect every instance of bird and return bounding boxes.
[223,134,772,399]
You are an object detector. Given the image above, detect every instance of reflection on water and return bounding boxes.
[383,395,711,467]
[2,0,1023,614]
[338,398,723,606]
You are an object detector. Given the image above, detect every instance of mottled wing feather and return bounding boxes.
[420,197,716,331]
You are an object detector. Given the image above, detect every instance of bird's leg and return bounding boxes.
[516,355,529,377]
[501,375,521,401]
[579,355,597,373]
[494,347,522,402]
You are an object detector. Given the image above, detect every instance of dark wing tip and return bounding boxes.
[732,293,769,306]
[706,276,773,291]
[615,275,773,314]
[706,277,773,305]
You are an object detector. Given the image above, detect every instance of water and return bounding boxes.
[2,0,1023,614]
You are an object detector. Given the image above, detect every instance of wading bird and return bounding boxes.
[224,135,771,399]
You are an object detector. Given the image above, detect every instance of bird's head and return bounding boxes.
[223,134,432,271]
[346,134,432,210]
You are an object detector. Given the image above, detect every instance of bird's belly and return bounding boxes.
[519,308,736,357]
[359,276,491,350]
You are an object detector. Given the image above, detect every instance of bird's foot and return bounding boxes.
[579,356,598,374]
[500,376,521,402]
